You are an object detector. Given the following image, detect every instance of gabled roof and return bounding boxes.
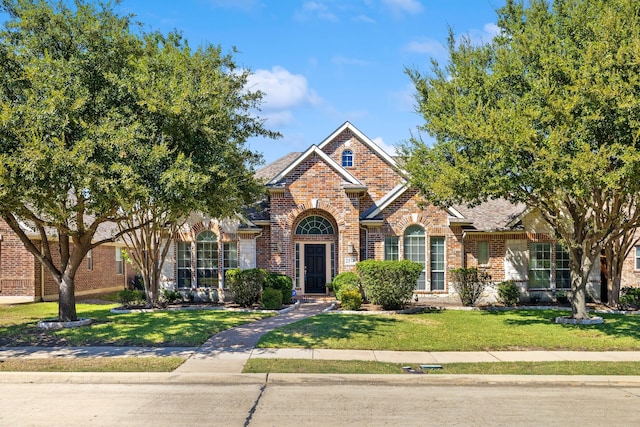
[266,145,365,187]
[318,121,399,171]
[362,183,464,221]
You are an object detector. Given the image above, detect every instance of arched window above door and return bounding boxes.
[296,215,334,235]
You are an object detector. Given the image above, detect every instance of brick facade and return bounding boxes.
[0,219,130,301]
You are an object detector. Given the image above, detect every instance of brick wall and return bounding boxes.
[0,219,37,297]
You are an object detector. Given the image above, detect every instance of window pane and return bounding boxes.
[385,236,399,261]
[555,244,571,289]
[478,241,489,265]
[177,242,191,288]
[196,232,218,288]
[342,149,353,167]
[529,243,551,288]
[636,247,640,270]
[404,226,425,290]
[430,237,445,291]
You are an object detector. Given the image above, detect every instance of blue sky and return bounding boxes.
[122,1,506,164]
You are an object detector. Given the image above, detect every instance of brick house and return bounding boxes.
[163,122,623,303]
[0,218,132,303]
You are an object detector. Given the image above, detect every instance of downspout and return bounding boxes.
[461,230,467,268]
[40,240,45,302]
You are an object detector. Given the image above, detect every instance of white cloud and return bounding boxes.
[466,23,501,46]
[353,14,376,24]
[404,38,446,56]
[372,137,398,156]
[294,1,338,22]
[247,66,321,126]
[382,0,423,16]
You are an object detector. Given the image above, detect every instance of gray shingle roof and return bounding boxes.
[452,199,526,231]
[255,152,302,182]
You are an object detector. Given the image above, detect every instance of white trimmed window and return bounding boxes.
[116,248,124,275]
[555,244,570,289]
[177,242,192,289]
[404,225,426,290]
[222,242,237,288]
[477,241,489,265]
[87,249,93,271]
[635,246,640,270]
[430,237,445,290]
[384,236,399,261]
[341,149,353,167]
[529,243,551,288]
[196,231,218,288]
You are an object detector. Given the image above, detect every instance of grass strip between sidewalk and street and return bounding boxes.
[243,359,640,375]
[0,357,185,372]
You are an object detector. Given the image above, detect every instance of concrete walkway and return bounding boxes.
[3,300,640,375]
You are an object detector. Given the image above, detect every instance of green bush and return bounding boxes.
[556,291,569,304]
[357,260,422,310]
[226,268,265,307]
[332,272,360,301]
[117,289,146,307]
[619,287,640,310]
[162,290,184,304]
[450,267,491,306]
[261,287,283,310]
[264,273,294,304]
[340,289,363,310]
[497,280,519,306]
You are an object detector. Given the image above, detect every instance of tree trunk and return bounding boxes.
[569,247,594,320]
[58,274,78,322]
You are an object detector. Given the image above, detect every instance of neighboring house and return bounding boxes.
[0,218,132,303]
[162,122,609,303]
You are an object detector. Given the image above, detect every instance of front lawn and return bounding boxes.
[0,302,273,347]
[257,309,640,351]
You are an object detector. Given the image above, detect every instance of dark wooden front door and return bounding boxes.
[305,244,326,294]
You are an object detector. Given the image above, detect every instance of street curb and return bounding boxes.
[2,372,640,387]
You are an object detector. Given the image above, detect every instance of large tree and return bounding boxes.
[403,0,640,319]
[0,0,276,320]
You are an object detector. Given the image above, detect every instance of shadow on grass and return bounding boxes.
[0,304,271,347]
[482,308,640,342]
[257,314,399,348]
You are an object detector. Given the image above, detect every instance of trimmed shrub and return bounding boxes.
[497,280,519,306]
[226,268,266,307]
[162,290,184,305]
[332,272,360,301]
[264,273,294,304]
[450,267,491,306]
[357,260,423,310]
[619,287,640,310]
[340,289,363,310]
[117,289,146,307]
[261,287,283,310]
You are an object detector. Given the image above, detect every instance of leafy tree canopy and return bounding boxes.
[403,0,640,319]
[0,0,278,320]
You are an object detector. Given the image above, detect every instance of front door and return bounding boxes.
[305,244,326,294]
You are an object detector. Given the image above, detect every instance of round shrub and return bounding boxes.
[332,272,360,301]
[497,280,520,306]
[264,273,294,304]
[226,268,265,307]
[357,260,422,310]
[261,287,283,310]
[340,289,363,310]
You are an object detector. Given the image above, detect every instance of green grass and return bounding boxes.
[243,359,640,375]
[0,357,185,372]
[257,309,640,351]
[0,302,273,347]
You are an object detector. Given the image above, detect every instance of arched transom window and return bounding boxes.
[341,149,354,167]
[296,215,334,235]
